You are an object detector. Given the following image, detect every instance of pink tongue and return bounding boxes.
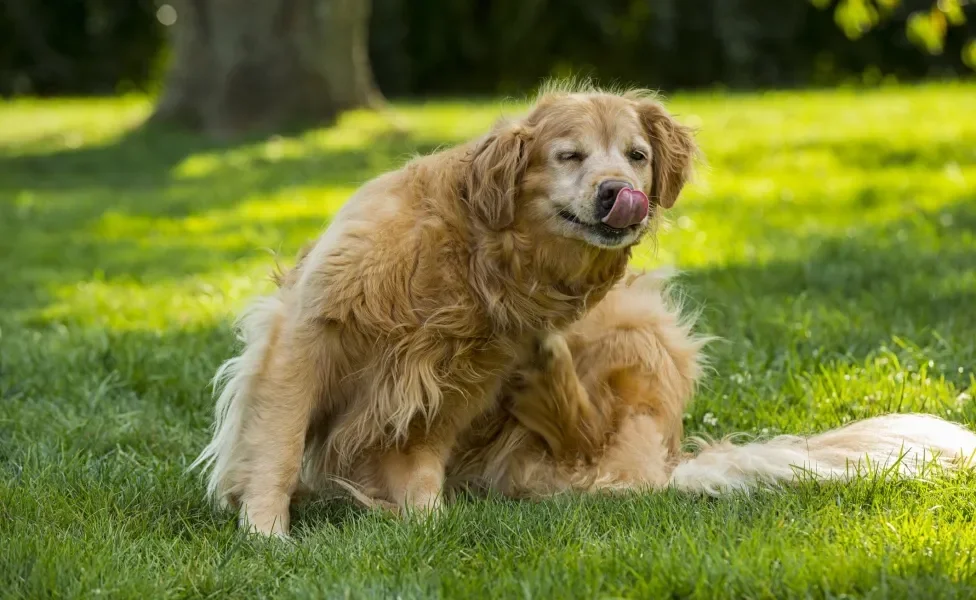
[601,187,649,229]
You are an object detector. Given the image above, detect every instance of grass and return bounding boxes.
[1,82,976,598]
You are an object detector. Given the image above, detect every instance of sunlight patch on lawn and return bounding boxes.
[650,174,973,270]
[91,187,351,240]
[0,96,150,155]
[20,189,363,330]
[25,271,275,332]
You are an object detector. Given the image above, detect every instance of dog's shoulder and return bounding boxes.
[283,156,481,333]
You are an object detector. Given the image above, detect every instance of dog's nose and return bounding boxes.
[595,180,630,219]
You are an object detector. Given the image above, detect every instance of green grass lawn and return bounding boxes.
[2,82,976,598]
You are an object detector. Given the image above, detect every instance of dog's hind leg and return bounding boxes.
[507,333,608,461]
[193,292,332,537]
[234,321,332,536]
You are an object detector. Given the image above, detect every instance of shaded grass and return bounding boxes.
[2,83,976,598]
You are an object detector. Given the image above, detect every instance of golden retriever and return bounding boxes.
[447,269,976,499]
[191,83,699,536]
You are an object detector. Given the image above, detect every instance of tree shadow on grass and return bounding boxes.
[674,199,976,423]
[691,200,974,337]
[1,122,240,192]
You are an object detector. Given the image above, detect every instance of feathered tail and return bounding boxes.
[669,413,976,495]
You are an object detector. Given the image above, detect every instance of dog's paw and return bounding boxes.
[531,332,573,369]
[238,493,291,538]
[238,513,290,539]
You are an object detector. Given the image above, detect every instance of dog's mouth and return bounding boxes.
[558,209,640,241]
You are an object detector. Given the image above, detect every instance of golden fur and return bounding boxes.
[191,84,699,536]
[448,268,708,497]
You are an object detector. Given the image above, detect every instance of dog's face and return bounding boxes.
[526,95,661,249]
[466,91,698,250]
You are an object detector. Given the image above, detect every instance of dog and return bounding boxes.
[191,83,699,536]
[448,270,976,498]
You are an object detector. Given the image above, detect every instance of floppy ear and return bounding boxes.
[465,121,530,230]
[636,100,698,209]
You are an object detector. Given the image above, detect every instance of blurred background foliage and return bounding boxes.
[1,0,973,98]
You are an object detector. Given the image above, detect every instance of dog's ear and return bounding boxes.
[465,120,530,230]
[635,99,698,209]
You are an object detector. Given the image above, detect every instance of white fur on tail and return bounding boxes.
[189,294,283,506]
[669,413,976,495]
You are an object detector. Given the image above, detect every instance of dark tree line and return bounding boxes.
[1,0,973,134]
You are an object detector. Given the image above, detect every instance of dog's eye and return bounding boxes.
[628,149,648,162]
[557,151,584,162]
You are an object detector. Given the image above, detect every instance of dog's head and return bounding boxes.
[466,88,698,250]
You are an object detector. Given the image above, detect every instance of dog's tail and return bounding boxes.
[669,413,976,495]
[188,293,284,507]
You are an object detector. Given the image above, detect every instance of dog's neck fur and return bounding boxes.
[466,226,632,335]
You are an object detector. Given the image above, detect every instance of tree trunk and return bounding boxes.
[151,0,381,137]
